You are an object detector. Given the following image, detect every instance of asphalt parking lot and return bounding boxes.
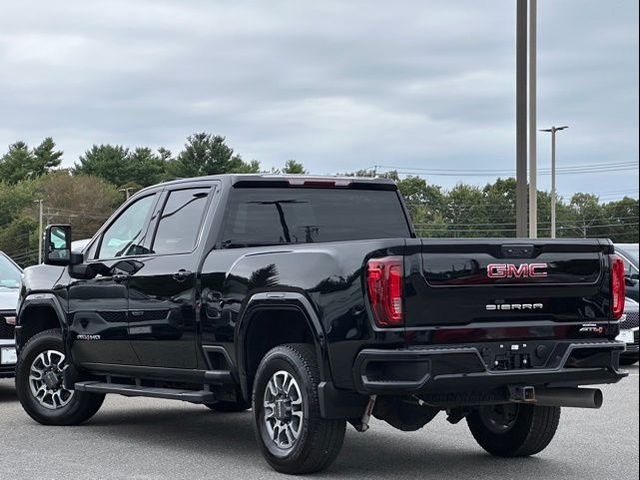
[0,366,638,480]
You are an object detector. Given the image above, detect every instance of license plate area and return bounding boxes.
[1,346,17,365]
[616,329,635,344]
[480,341,558,371]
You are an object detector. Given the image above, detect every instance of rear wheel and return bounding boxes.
[253,344,346,474]
[467,403,560,457]
[619,355,639,366]
[16,329,105,426]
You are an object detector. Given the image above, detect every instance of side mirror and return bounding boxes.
[43,225,72,266]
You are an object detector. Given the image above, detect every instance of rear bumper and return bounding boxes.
[353,339,628,396]
[620,328,639,358]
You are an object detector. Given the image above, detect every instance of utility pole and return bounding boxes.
[516,0,528,237]
[34,200,43,264]
[528,0,537,238]
[540,126,569,238]
[119,187,136,200]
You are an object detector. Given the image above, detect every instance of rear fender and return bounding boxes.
[235,291,330,400]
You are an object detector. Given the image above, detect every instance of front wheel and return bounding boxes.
[253,344,346,474]
[16,329,105,426]
[467,403,560,457]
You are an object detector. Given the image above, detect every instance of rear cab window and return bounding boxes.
[221,187,411,248]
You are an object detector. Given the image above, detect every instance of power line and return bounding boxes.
[371,161,638,177]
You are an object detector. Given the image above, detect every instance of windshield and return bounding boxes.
[0,254,22,289]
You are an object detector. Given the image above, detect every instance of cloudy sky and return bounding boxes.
[0,0,637,200]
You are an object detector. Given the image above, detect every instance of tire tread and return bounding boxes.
[467,404,560,457]
[253,343,346,474]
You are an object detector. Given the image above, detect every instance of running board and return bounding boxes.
[74,381,216,403]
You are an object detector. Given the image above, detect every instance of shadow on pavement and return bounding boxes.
[85,406,567,479]
[0,379,17,403]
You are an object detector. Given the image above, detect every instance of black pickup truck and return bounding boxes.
[15,175,628,474]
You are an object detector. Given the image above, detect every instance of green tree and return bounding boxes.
[31,137,63,176]
[0,215,39,266]
[167,133,260,178]
[127,147,169,187]
[482,178,516,237]
[281,160,307,174]
[602,196,639,243]
[396,176,446,236]
[34,172,121,241]
[445,184,488,237]
[0,139,63,184]
[74,144,130,186]
[0,141,35,184]
[567,193,604,238]
[0,180,36,226]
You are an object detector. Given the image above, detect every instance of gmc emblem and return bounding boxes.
[487,263,548,279]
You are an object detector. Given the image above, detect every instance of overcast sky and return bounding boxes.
[0,0,637,200]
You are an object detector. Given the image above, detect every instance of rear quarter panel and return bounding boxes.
[199,238,406,388]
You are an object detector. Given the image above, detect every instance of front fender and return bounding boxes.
[16,293,66,353]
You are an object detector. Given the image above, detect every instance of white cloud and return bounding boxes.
[0,0,637,198]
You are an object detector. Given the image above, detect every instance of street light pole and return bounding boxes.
[528,0,537,238]
[118,187,136,200]
[516,0,528,237]
[540,126,568,238]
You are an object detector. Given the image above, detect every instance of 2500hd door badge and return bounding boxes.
[76,334,101,340]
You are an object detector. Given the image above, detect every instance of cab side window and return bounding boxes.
[97,194,157,259]
[151,188,210,255]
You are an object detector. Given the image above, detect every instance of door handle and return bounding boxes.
[173,269,192,282]
[112,273,129,283]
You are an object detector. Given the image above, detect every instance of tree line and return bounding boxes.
[1,133,637,267]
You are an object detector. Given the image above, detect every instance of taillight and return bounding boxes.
[367,256,403,327]
[610,254,625,320]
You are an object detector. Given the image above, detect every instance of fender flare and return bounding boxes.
[235,291,331,401]
[16,293,66,352]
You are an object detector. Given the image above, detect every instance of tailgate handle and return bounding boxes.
[501,244,535,258]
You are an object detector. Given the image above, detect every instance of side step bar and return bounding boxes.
[74,381,216,404]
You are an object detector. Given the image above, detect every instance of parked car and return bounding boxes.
[612,244,639,365]
[617,298,639,366]
[615,243,639,302]
[0,251,21,378]
[14,175,628,474]
[71,238,91,253]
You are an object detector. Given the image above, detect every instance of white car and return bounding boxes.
[616,297,639,366]
[0,251,21,377]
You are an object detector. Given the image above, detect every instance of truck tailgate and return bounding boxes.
[404,239,613,329]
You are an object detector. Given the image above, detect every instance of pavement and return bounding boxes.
[0,366,637,480]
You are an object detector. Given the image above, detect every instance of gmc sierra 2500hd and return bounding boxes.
[15,175,628,474]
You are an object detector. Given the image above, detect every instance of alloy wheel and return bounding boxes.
[28,349,74,410]
[262,370,304,450]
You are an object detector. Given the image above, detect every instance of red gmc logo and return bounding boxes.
[487,263,548,279]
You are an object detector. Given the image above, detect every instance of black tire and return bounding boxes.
[15,329,105,426]
[619,356,639,366]
[467,403,560,457]
[253,344,346,474]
